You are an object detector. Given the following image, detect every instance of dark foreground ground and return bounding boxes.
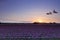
[0,23,60,40]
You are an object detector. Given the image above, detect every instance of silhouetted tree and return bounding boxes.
[33,22,40,24]
[53,22,56,24]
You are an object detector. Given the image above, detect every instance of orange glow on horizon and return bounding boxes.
[31,17,54,23]
[38,21,43,23]
[32,18,44,23]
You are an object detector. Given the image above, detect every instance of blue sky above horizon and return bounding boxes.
[0,0,60,23]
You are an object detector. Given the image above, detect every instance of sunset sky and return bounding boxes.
[0,0,60,23]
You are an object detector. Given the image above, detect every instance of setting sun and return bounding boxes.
[32,18,44,23]
[36,19,44,23]
[38,21,43,23]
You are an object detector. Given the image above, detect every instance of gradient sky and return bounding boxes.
[0,0,60,23]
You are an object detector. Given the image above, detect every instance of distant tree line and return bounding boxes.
[0,22,1,23]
